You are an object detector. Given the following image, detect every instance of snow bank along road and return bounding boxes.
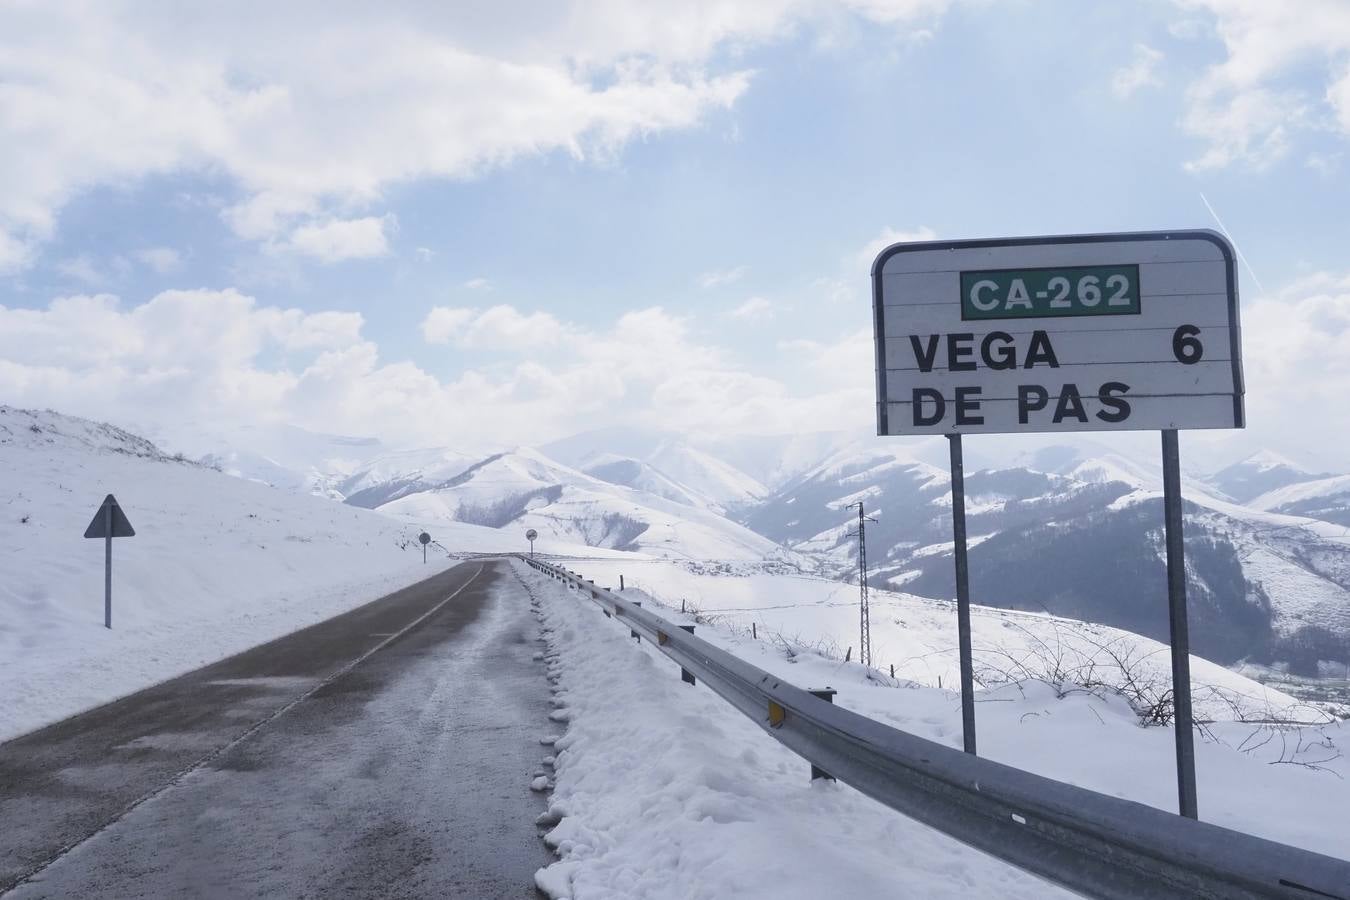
[0,560,552,898]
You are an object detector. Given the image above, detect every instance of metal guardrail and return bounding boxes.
[521,555,1350,900]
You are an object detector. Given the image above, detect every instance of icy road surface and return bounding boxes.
[0,560,551,898]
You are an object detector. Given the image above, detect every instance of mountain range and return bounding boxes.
[141,419,1350,673]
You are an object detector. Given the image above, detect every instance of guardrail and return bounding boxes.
[520,555,1350,900]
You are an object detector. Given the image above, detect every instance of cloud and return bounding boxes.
[1111,44,1163,98]
[1241,271,1350,449]
[726,296,773,320]
[698,265,748,288]
[420,307,477,344]
[463,277,491,290]
[136,247,182,274]
[1176,0,1350,169]
[856,225,937,269]
[0,284,888,447]
[56,256,105,286]
[288,216,393,263]
[421,305,570,349]
[0,3,956,269]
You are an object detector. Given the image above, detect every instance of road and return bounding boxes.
[0,559,553,898]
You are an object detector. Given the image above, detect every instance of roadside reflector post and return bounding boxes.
[948,434,977,756]
[678,624,696,684]
[619,574,625,591]
[808,688,838,780]
[1161,428,1198,820]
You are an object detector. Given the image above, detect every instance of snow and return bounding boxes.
[378,448,794,562]
[0,407,582,741]
[545,558,1312,723]
[521,560,1350,899]
[1250,473,1350,512]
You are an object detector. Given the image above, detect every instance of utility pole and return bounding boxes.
[848,501,877,669]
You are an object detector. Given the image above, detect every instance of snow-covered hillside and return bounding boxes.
[547,557,1313,722]
[0,407,558,740]
[1249,474,1350,527]
[376,448,794,562]
[1208,450,1333,504]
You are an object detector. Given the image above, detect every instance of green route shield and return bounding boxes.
[960,264,1140,320]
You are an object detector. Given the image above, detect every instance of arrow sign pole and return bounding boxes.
[84,494,135,630]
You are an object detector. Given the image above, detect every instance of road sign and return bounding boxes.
[84,494,135,538]
[418,532,430,545]
[526,528,537,559]
[871,229,1240,820]
[871,230,1244,436]
[83,494,134,629]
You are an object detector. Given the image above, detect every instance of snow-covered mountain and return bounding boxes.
[742,439,1350,669]
[1248,474,1350,527]
[1207,450,1334,504]
[371,447,796,563]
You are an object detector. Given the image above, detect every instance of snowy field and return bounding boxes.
[548,557,1318,722]
[518,560,1349,899]
[0,407,591,741]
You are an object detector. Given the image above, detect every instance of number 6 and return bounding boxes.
[1172,325,1203,365]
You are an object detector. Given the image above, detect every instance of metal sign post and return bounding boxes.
[526,528,538,559]
[418,531,431,563]
[947,434,977,755]
[1161,429,1198,818]
[871,231,1243,815]
[83,494,135,629]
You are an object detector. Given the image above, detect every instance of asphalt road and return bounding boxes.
[0,559,553,898]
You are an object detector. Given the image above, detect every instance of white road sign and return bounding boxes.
[871,230,1244,435]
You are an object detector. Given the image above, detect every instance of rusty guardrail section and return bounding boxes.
[520,555,1350,900]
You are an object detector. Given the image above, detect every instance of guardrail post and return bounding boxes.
[630,601,641,641]
[808,689,838,781]
[678,624,696,684]
[619,574,625,590]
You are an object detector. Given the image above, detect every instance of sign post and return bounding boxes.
[871,230,1243,817]
[419,531,431,563]
[526,528,538,559]
[83,494,136,629]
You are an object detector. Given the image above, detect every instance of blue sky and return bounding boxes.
[3,0,1349,468]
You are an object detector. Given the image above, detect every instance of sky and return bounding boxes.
[2,0,1350,471]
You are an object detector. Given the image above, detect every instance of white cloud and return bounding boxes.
[0,284,888,446]
[420,307,477,344]
[856,225,937,269]
[1111,44,1163,98]
[421,305,569,350]
[1241,271,1350,449]
[727,296,773,320]
[55,256,105,286]
[463,277,491,290]
[0,3,953,268]
[136,247,182,274]
[288,216,393,263]
[0,231,34,273]
[1176,0,1350,169]
[414,247,435,262]
[698,265,748,288]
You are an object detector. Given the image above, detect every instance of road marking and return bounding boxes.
[2,563,486,896]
